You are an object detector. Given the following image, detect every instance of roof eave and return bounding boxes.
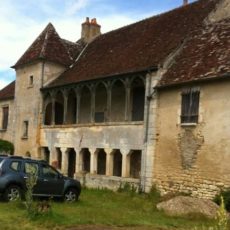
[156,72,230,90]
[41,66,158,91]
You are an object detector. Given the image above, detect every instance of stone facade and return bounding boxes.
[13,61,66,156]
[0,0,230,197]
[155,80,230,199]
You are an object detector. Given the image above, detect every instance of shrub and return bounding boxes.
[0,139,14,155]
[214,189,230,212]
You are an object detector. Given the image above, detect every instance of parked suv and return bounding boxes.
[0,156,81,202]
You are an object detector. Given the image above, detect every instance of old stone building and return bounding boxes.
[0,0,230,196]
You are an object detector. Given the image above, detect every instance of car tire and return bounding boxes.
[64,188,79,202]
[4,185,22,202]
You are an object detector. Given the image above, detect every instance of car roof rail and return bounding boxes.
[8,156,23,159]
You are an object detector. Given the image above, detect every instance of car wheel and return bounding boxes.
[4,185,21,202]
[64,188,79,202]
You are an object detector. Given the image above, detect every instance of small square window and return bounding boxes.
[181,87,200,124]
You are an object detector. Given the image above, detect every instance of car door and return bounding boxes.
[39,163,64,196]
[23,161,42,195]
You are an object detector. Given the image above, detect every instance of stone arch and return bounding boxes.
[42,147,50,163]
[97,149,106,175]
[130,77,145,121]
[112,149,122,177]
[129,150,142,178]
[111,79,126,122]
[82,148,90,173]
[95,82,107,123]
[43,93,52,125]
[56,147,62,169]
[55,91,64,125]
[79,85,91,124]
[66,89,77,124]
[68,148,76,178]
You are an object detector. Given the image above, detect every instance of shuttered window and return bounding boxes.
[181,87,200,124]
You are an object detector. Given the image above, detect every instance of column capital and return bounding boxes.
[120,148,130,155]
[89,148,97,155]
[104,148,113,155]
[60,147,68,154]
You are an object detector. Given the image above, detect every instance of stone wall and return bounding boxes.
[14,61,65,157]
[0,99,15,143]
[154,80,230,199]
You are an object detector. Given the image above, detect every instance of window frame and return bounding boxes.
[180,87,200,125]
[22,120,29,139]
[1,106,9,130]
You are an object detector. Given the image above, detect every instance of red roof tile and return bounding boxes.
[47,0,218,88]
[13,23,85,68]
[158,18,230,88]
[0,81,15,101]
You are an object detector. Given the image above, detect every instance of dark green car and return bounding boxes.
[0,156,81,202]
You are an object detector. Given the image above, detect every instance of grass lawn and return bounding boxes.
[0,188,217,230]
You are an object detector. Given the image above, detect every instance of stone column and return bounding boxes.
[105,148,113,176]
[74,148,82,174]
[49,147,57,164]
[90,86,95,123]
[121,149,130,177]
[125,79,131,121]
[63,90,68,124]
[106,83,112,122]
[51,97,55,125]
[61,148,69,176]
[89,148,97,174]
[76,89,81,124]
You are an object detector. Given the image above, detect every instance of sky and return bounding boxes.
[0,0,196,89]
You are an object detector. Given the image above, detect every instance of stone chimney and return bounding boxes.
[81,17,101,43]
[183,0,188,6]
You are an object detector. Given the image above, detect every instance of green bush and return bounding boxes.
[0,139,14,155]
[214,189,230,212]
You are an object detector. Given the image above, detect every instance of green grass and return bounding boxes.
[0,188,217,230]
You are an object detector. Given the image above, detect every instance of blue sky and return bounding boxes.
[0,0,196,89]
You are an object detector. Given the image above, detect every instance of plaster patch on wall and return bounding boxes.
[178,128,204,169]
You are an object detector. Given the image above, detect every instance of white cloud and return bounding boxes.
[65,0,89,15]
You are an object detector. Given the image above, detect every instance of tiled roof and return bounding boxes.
[13,23,85,68]
[158,18,230,88]
[0,81,15,101]
[47,0,218,88]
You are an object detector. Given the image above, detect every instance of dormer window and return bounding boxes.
[29,75,33,86]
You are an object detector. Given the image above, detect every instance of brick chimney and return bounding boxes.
[81,17,101,43]
[183,0,188,6]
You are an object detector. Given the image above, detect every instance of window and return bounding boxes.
[24,162,39,175]
[10,161,21,172]
[29,75,33,86]
[41,164,58,179]
[22,120,29,138]
[2,106,9,130]
[181,87,200,124]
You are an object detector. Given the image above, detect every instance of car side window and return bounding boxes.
[10,161,21,172]
[24,162,39,175]
[41,164,59,179]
